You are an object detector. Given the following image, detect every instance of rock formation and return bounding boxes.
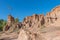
[17,6,60,40]
[45,6,60,27]
[7,15,15,26]
[3,15,22,33]
[1,6,60,40]
[17,29,43,40]
[22,14,45,33]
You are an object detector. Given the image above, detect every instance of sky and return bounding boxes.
[0,0,60,21]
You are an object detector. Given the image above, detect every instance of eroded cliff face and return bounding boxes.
[3,15,22,33]
[23,6,60,28]
[22,14,45,33]
[17,6,60,40]
[45,6,60,27]
[3,6,60,33]
[1,6,60,40]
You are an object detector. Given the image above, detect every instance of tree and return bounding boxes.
[0,19,7,31]
[15,18,19,23]
[2,20,7,26]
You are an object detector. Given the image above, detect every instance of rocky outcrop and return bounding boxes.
[7,15,15,26]
[1,6,60,40]
[23,6,60,28]
[17,29,42,40]
[3,15,22,33]
[23,14,45,33]
[17,6,60,40]
[45,6,60,27]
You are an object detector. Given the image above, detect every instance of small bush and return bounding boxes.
[0,19,7,31]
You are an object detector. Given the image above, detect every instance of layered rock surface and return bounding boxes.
[17,6,60,40]
[3,15,22,33]
[45,6,60,27]
[22,14,45,33]
[0,6,60,40]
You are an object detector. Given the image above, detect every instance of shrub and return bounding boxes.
[0,19,7,31]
